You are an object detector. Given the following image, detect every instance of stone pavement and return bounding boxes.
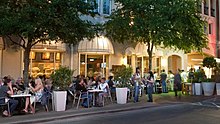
[0,92,216,124]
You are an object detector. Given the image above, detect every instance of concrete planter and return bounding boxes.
[116,88,128,104]
[193,83,202,95]
[216,83,220,95]
[53,91,67,111]
[202,82,216,96]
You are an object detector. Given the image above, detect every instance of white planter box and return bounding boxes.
[194,83,202,95]
[116,88,128,104]
[216,83,220,95]
[202,82,215,96]
[53,91,67,111]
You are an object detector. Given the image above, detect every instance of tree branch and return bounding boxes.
[31,40,39,47]
[18,34,26,48]
[6,35,25,49]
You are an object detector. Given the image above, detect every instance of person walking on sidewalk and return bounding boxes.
[160,69,167,93]
[133,67,141,103]
[174,70,182,98]
[146,71,154,102]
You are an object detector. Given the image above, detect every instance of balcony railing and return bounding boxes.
[204,6,209,15]
[211,8,215,17]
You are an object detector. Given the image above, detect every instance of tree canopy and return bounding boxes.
[0,0,97,85]
[105,0,208,70]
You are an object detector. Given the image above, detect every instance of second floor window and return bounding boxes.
[103,0,111,15]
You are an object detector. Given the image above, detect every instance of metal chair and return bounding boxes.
[102,89,113,106]
[0,97,10,116]
[72,91,90,109]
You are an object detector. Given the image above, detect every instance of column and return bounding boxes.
[103,54,105,77]
[70,45,74,70]
[85,54,87,77]
[78,53,81,75]
[141,56,144,77]
[53,52,56,70]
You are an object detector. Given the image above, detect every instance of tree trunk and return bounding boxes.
[23,43,31,87]
[148,51,153,71]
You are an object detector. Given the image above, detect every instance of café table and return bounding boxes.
[10,93,32,114]
[10,94,32,98]
[88,89,103,106]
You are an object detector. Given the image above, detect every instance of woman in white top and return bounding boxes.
[98,77,109,106]
[23,78,44,114]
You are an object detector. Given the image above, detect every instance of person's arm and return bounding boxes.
[147,77,154,84]
[7,82,14,95]
[29,83,42,92]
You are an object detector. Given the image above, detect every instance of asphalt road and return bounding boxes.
[40,103,220,124]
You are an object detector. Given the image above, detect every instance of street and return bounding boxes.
[41,103,220,124]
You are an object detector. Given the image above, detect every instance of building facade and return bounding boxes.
[0,0,219,79]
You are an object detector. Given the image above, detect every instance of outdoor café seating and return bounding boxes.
[72,91,90,109]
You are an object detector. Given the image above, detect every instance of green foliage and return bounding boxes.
[203,56,217,69]
[104,0,208,70]
[192,71,206,83]
[50,66,74,90]
[0,0,97,85]
[114,67,133,88]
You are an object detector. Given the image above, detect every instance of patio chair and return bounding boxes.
[72,91,90,109]
[0,97,10,116]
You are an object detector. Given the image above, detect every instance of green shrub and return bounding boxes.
[50,66,74,90]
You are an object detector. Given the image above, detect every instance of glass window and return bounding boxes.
[87,0,99,13]
[127,56,132,66]
[209,24,212,34]
[103,0,110,14]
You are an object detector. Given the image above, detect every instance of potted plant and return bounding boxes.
[192,71,203,95]
[114,66,133,104]
[214,63,220,95]
[50,66,74,111]
[202,57,217,96]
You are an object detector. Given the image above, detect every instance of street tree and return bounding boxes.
[0,0,97,85]
[105,0,208,71]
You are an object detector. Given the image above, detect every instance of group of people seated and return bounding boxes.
[69,75,114,108]
[0,75,52,117]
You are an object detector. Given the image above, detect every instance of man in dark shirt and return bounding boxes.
[75,79,91,107]
[0,79,18,117]
[160,69,167,93]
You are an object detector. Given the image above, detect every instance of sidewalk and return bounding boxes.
[0,92,215,124]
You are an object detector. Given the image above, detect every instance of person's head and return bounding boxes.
[109,76,113,80]
[136,67,140,73]
[4,78,11,86]
[79,78,85,85]
[148,71,154,79]
[169,70,173,74]
[17,77,22,83]
[101,77,106,83]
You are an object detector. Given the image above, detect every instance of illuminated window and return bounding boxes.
[42,52,50,60]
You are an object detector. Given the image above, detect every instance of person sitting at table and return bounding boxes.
[0,79,18,117]
[97,77,109,106]
[14,77,25,91]
[23,78,44,114]
[75,79,92,108]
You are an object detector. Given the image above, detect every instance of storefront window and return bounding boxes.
[30,52,61,78]
[80,54,109,78]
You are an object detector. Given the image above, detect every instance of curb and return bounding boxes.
[9,104,168,124]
